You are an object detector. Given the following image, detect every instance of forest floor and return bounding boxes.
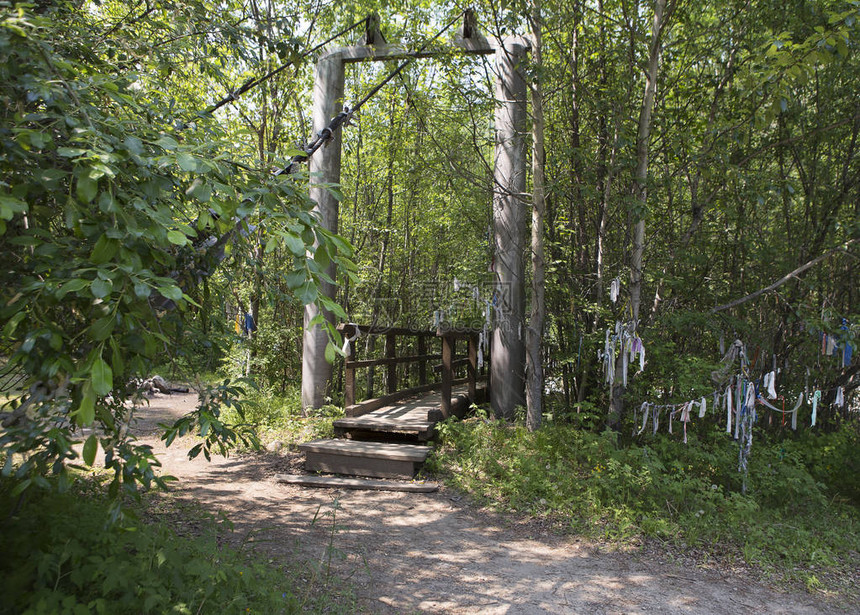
[131,392,851,614]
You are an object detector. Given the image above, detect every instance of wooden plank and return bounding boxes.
[334,418,433,433]
[324,39,497,66]
[334,428,434,442]
[304,451,417,479]
[298,439,431,462]
[337,323,437,337]
[344,377,474,417]
[275,474,439,492]
[347,354,441,369]
[435,326,483,339]
[333,423,434,441]
[433,357,470,372]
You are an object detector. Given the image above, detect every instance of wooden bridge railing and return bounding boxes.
[337,323,488,418]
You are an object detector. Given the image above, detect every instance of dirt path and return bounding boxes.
[133,393,844,614]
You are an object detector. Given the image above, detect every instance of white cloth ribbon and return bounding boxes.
[766,370,778,399]
[341,325,361,355]
[726,385,732,434]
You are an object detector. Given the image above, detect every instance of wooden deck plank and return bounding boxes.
[298,439,431,462]
[275,474,439,492]
[334,383,478,432]
[304,452,419,478]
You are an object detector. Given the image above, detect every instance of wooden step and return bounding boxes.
[333,415,435,440]
[275,474,438,492]
[298,439,432,479]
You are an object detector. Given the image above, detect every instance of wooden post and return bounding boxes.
[417,335,427,385]
[468,334,477,402]
[491,37,529,420]
[366,335,375,399]
[344,342,356,409]
[386,333,397,395]
[301,54,345,411]
[441,335,453,418]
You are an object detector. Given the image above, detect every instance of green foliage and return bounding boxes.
[430,416,860,587]
[161,380,259,461]
[783,424,860,505]
[219,385,342,446]
[0,479,300,614]
[0,2,352,506]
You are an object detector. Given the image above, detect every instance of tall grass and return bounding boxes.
[428,414,860,594]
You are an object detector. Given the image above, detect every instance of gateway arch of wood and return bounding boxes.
[301,13,530,428]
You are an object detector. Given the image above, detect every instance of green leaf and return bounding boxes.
[124,136,143,154]
[11,479,32,497]
[97,191,118,213]
[314,243,331,269]
[90,277,112,298]
[38,168,67,184]
[325,342,336,364]
[282,232,305,256]
[82,434,98,466]
[57,147,88,158]
[157,285,183,301]
[0,195,28,219]
[263,235,279,254]
[177,153,198,172]
[78,382,95,426]
[189,181,212,202]
[91,358,113,396]
[110,336,125,376]
[3,311,25,338]
[134,281,151,299]
[90,316,115,341]
[319,295,347,320]
[91,236,118,264]
[155,135,179,150]
[77,176,98,204]
[297,281,318,305]
[166,230,188,245]
[284,269,305,289]
[57,278,88,299]
[8,235,39,246]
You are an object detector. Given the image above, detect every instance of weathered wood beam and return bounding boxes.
[491,38,529,419]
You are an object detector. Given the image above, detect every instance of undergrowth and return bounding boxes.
[219,386,342,448]
[428,413,860,595]
[0,478,317,614]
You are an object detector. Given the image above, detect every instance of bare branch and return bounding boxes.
[710,239,859,313]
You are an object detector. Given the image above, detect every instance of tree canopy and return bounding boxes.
[1,0,858,511]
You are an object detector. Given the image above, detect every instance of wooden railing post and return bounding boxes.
[468,334,477,402]
[441,334,453,418]
[344,341,356,409]
[386,333,397,395]
[417,335,427,385]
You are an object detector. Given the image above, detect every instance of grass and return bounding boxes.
[0,475,358,614]
[427,411,860,600]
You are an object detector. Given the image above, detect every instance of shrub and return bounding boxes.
[430,415,860,586]
[0,479,299,614]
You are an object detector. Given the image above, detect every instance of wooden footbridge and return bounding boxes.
[278,324,489,491]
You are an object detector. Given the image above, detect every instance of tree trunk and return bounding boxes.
[608,0,671,429]
[526,0,546,432]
